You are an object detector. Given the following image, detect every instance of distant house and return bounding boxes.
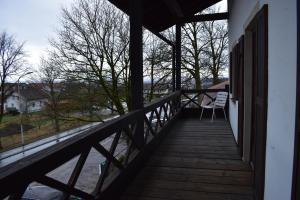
[201,80,230,106]
[4,86,48,113]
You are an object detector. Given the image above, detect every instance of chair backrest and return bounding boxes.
[214,92,228,107]
[200,93,213,107]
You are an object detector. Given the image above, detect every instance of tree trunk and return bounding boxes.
[53,108,60,132]
[194,63,202,90]
[194,65,202,106]
[213,75,219,85]
[54,119,60,132]
[0,86,5,123]
[50,84,60,132]
[149,63,154,102]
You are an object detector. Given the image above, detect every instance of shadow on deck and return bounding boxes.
[121,119,254,200]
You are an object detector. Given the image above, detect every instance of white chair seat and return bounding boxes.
[201,105,213,109]
[201,104,223,109]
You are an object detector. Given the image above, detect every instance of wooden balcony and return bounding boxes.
[121,119,253,200]
[0,89,254,200]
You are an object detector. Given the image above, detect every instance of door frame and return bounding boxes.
[245,5,268,200]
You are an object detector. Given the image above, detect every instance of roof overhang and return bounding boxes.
[108,0,223,32]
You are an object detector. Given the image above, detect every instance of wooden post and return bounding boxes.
[172,46,176,92]
[129,0,144,147]
[176,24,181,90]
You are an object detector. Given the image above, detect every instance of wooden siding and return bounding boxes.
[121,119,254,200]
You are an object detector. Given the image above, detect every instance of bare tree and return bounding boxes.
[39,56,64,132]
[51,0,130,115]
[144,33,172,102]
[0,31,27,123]
[202,18,228,84]
[61,75,109,122]
[182,22,209,89]
[165,7,228,89]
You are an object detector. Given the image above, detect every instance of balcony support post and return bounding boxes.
[129,0,144,147]
[176,24,182,91]
[172,46,176,92]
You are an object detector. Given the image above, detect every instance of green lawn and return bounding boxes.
[1,115,18,123]
[0,112,114,151]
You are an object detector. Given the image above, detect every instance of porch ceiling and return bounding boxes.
[108,0,222,32]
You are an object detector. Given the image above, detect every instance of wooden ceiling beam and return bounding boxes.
[152,32,174,47]
[183,12,229,23]
[163,0,184,18]
[147,27,175,47]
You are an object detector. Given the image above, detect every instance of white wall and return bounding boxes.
[27,99,48,113]
[260,0,297,199]
[4,92,48,113]
[228,0,259,141]
[229,101,238,140]
[4,92,24,112]
[228,0,297,199]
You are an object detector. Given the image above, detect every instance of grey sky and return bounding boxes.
[0,0,73,66]
[0,0,227,69]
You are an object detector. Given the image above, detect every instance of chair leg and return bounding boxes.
[200,107,204,120]
[214,109,217,120]
[223,108,227,121]
[211,108,215,122]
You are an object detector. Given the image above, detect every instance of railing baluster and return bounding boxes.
[93,131,122,194]
[61,147,91,200]
[182,92,202,108]
[154,109,163,128]
[93,142,124,170]
[162,103,170,122]
[36,176,94,199]
[123,124,141,150]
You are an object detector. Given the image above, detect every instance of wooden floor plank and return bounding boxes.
[120,119,254,200]
[138,166,252,178]
[134,171,253,186]
[147,156,251,171]
[153,151,242,160]
[126,180,253,195]
[123,188,253,200]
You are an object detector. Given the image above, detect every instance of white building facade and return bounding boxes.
[227,0,298,199]
[4,91,48,113]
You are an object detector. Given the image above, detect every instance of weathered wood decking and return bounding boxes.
[121,119,254,200]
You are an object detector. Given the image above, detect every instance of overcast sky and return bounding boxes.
[0,0,73,67]
[0,0,227,70]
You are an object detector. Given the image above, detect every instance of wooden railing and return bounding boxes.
[143,91,181,141]
[181,87,229,118]
[181,88,228,108]
[0,88,229,199]
[0,91,181,200]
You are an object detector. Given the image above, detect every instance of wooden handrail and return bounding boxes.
[143,91,180,113]
[181,88,228,94]
[0,91,182,200]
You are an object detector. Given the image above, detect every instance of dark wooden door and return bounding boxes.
[238,36,245,157]
[247,5,268,200]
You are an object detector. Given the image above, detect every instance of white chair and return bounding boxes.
[200,91,228,121]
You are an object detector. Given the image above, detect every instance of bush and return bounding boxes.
[6,108,20,115]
